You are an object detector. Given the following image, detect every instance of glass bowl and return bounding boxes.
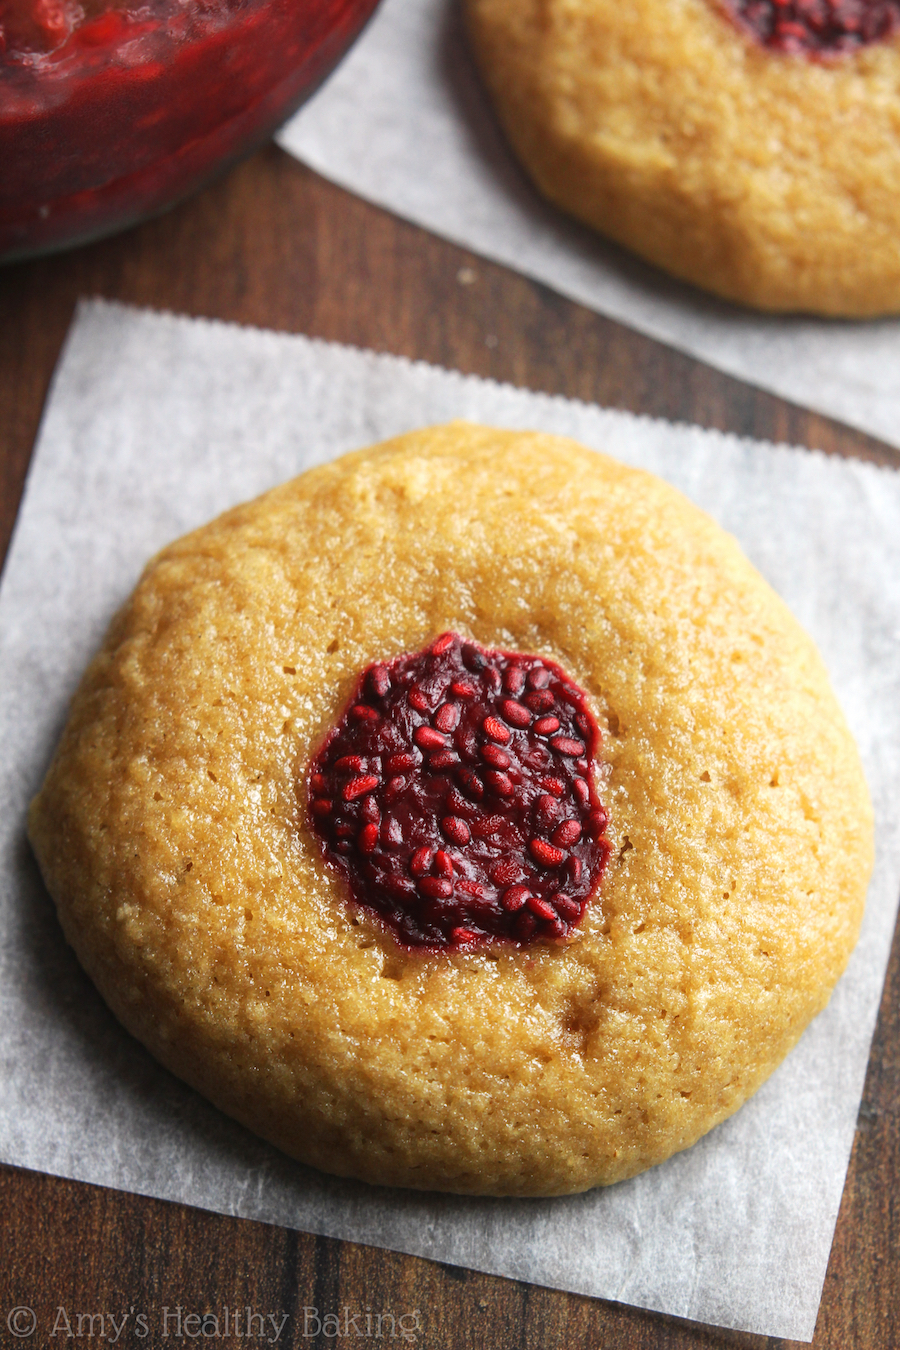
[0,0,381,262]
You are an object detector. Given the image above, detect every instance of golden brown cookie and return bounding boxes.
[464,0,900,315]
[28,423,873,1195]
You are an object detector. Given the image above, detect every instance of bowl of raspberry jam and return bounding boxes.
[0,0,380,262]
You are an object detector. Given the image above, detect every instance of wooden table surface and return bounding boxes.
[0,145,897,1350]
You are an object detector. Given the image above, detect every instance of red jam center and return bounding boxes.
[308,633,611,950]
[724,0,900,52]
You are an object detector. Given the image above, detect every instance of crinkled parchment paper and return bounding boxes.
[279,0,900,450]
[2,301,899,1340]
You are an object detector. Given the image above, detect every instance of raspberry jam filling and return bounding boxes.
[308,633,611,951]
[724,0,900,53]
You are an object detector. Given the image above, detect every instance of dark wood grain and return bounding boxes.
[1,143,897,1350]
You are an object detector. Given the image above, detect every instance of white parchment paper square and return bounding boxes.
[279,0,900,451]
[2,300,900,1342]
